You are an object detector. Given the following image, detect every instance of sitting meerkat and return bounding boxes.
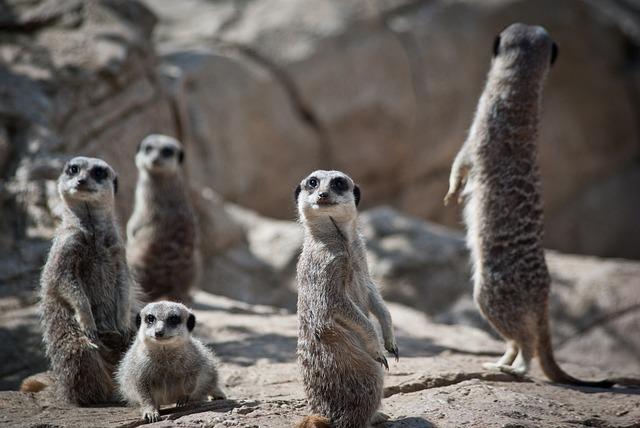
[116,301,225,423]
[295,170,398,428]
[35,156,138,404]
[127,134,198,304]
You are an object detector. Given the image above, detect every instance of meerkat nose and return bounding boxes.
[319,192,329,199]
[155,330,165,338]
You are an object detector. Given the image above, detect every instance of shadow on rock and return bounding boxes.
[210,333,297,366]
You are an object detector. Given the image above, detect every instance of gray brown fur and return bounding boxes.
[40,156,139,404]
[295,170,398,428]
[445,24,611,387]
[127,135,199,304]
[116,301,225,423]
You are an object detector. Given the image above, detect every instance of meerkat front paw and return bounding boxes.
[176,395,190,407]
[375,353,389,370]
[82,329,100,349]
[385,340,399,362]
[142,407,161,423]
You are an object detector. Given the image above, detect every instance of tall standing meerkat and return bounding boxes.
[127,134,198,304]
[37,156,139,404]
[443,23,613,387]
[116,301,225,423]
[295,170,398,428]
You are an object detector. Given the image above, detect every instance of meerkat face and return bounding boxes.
[294,170,361,222]
[135,134,184,175]
[492,23,558,73]
[136,301,195,347]
[58,157,118,204]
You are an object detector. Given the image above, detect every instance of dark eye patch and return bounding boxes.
[144,145,153,154]
[145,314,156,324]
[307,177,318,189]
[161,147,175,158]
[330,177,349,193]
[90,166,108,182]
[166,314,181,327]
[66,164,79,176]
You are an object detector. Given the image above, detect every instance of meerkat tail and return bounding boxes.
[537,318,613,388]
[295,415,331,428]
[20,371,53,393]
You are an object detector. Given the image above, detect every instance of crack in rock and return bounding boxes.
[383,371,528,398]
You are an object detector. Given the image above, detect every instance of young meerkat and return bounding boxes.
[444,23,614,387]
[127,134,198,304]
[37,156,138,404]
[295,170,398,428]
[116,301,225,423]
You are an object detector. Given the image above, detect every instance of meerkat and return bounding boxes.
[116,301,225,423]
[36,156,139,404]
[294,170,398,428]
[127,134,198,304]
[443,23,615,387]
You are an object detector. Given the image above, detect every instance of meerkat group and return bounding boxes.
[22,21,637,427]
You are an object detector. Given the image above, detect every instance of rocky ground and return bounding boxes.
[1,292,639,428]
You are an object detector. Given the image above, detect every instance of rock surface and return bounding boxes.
[1,292,639,428]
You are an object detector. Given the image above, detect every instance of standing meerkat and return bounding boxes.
[37,157,139,404]
[295,170,398,428]
[444,23,613,387]
[116,301,225,423]
[127,134,198,304]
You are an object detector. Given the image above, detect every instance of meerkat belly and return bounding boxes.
[148,361,192,405]
[79,249,121,330]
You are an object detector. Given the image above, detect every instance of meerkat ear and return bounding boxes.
[294,184,301,204]
[187,313,196,332]
[113,176,118,194]
[178,149,184,164]
[136,141,142,153]
[550,42,558,66]
[492,35,501,57]
[136,313,141,328]
[353,185,361,207]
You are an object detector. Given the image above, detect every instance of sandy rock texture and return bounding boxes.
[1,292,639,428]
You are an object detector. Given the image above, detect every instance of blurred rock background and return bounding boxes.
[0,0,639,406]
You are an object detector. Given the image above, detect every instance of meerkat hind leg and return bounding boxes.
[496,345,532,377]
[483,341,518,371]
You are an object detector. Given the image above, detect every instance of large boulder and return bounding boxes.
[0,0,176,295]
[144,0,640,259]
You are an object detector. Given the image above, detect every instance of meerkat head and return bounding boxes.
[135,301,195,348]
[136,134,184,175]
[58,157,118,206]
[492,23,558,75]
[294,170,361,223]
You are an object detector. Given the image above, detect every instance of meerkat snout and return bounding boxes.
[135,134,184,175]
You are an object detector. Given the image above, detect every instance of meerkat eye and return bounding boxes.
[331,177,348,193]
[161,147,175,158]
[66,164,79,176]
[144,145,153,154]
[307,177,318,189]
[145,314,156,324]
[166,314,181,327]
[91,166,108,182]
